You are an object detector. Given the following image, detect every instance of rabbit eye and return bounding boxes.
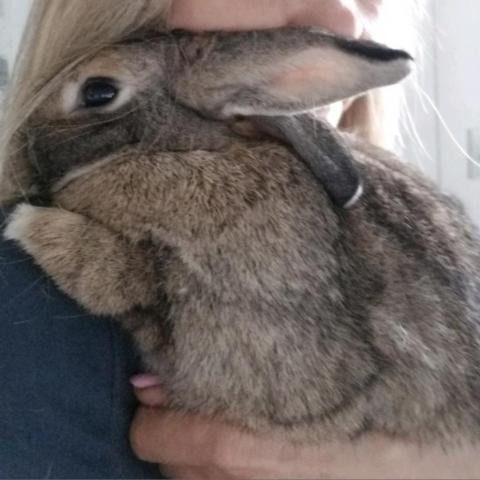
[82,77,119,108]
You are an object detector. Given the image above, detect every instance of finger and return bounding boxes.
[165,466,217,480]
[167,466,238,480]
[133,385,168,407]
[129,407,324,478]
[130,407,275,472]
[130,373,163,389]
[130,407,230,465]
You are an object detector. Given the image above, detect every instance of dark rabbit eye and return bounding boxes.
[82,78,118,108]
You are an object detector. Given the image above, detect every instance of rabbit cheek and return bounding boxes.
[28,114,139,192]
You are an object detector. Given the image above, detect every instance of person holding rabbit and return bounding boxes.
[1,1,480,479]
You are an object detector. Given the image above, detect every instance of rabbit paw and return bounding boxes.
[4,203,158,316]
[4,203,43,252]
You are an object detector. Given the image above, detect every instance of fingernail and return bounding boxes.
[130,373,163,389]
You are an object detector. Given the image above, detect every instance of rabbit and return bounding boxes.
[5,27,480,446]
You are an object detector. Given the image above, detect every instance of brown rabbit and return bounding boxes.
[5,28,480,445]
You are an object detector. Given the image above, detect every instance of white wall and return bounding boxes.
[400,0,438,181]
[432,0,480,226]
[400,0,479,227]
[0,0,31,66]
[0,0,31,105]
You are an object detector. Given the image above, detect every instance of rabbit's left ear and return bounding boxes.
[171,28,413,118]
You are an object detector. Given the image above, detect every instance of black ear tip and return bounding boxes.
[392,50,414,62]
[333,37,414,63]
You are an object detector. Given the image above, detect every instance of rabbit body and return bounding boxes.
[5,29,480,444]
[9,134,480,444]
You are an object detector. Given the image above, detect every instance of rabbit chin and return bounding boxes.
[51,154,119,193]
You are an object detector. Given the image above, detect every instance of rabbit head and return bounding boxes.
[26,28,412,204]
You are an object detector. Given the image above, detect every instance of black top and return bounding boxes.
[0,213,162,479]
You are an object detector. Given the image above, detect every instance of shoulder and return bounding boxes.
[0,209,159,478]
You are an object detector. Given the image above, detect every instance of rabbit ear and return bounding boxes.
[172,28,413,118]
[251,114,363,208]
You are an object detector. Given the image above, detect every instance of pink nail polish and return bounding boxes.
[130,373,163,389]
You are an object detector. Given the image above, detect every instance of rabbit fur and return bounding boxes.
[5,28,480,445]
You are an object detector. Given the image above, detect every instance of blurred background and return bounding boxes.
[399,0,480,228]
[0,0,478,226]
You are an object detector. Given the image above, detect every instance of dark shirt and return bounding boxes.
[0,214,161,479]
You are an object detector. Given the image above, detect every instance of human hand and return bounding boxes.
[130,376,480,479]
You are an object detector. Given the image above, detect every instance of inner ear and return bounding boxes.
[268,47,358,99]
[221,44,411,118]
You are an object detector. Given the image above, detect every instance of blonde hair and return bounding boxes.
[0,0,172,203]
[340,0,426,149]
[0,0,421,204]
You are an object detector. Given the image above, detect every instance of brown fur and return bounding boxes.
[5,28,480,445]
